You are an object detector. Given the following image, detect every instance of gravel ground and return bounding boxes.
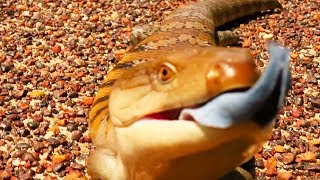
[0,0,319,179]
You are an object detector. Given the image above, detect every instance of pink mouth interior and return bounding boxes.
[144,106,200,121]
[145,108,183,120]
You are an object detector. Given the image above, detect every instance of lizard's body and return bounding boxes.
[87,0,286,179]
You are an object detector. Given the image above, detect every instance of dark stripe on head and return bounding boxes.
[100,79,117,88]
[132,45,147,52]
[91,95,109,107]
[90,105,108,123]
[114,62,134,70]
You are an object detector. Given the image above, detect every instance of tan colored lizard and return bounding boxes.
[87,0,290,179]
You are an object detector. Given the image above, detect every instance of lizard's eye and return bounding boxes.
[158,62,176,83]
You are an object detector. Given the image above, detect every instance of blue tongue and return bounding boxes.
[179,43,291,128]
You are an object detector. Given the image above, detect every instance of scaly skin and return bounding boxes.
[88,0,282,179]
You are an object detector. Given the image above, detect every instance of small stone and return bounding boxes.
[36,165,45,173]
[81,97,94,106]
[20,102,30,110]
[68,92,78,98]
[28,90,45,98]
[35,61,45,69]
[309,97,320,108]
[53,163,65,172]
[12,150,27,158]
[64,171,87,180]
[49,124,60,134]
[21,152,37,162]
[43,108,52,116]
[293,96,303,106]
[52,154,68,164]
[6,114,19,120]
[12,89,27,99]
[110,12,120,21]
[0,121,11,131]
[17,5,28,11]
[76,109,85,117]
[33,141,45,152]
[71,83,81,91]
[293,87,304,95]
[282,153,296,164]
[277,171,292,180]
[22,11,31,17]
[1,64,12,72]
[14,120,24,127]
[16,143,32,150]
[70,14,81,21]
[296,152,317,162]
[20,129,30,137]
[27,121,39,130]
[67,123,78,132]
[33,115,43,122]
[59,137,68,146]
[66,100,76,107]
[262,33,274,40]
[306,74,317,83]
[274,145,286,153]
[306,164,320,172]
[272,129,282,140]
[47,138,60,147]
[53,90,67,98]
[12,159,21,166]
[114,49,126,55]
[264,157,277,176]
[308,49,317,56]
[290,52,298,59]
[46,164,53,173]
[296,119,305,126]
[56,119,67,126]
[71,130,82,141]
[70,163,85,170]
[52,45,62,53]
[242,39,252,48]
[0,170,12,179]
[19,171,33,180]
[255,158,265,168]
[292,110,302,118]
[309,139,320,146]
[314,13,320,20]
[90,14,99,22]
[96,25,104,32]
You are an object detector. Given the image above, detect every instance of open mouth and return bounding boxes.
[143,43,291,129]
[144,88,249,122]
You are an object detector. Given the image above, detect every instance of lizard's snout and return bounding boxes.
[180,43,291,128]
[206,57,260,97]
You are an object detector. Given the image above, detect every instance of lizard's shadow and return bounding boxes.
[216,9,281,47]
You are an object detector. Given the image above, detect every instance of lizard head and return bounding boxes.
[107,44,290,178]
[110,47,259,126]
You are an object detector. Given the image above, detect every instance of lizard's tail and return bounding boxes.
[163,0,281,33]
[213,0,281,27]
[132,0,281,53]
